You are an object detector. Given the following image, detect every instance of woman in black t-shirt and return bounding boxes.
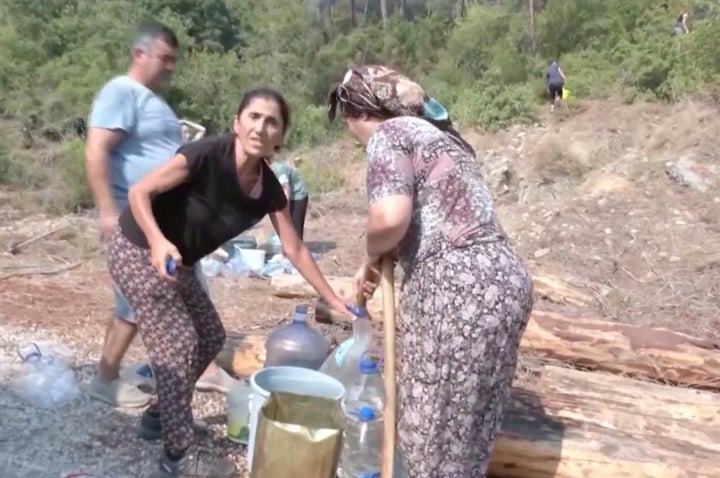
[108,88,353,477]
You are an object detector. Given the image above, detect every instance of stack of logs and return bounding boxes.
[217,272,720,478]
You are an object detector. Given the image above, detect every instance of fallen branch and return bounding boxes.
[8,223,71,254]
[0,261,82,281]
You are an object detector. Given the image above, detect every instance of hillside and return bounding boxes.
[1,98,719,476]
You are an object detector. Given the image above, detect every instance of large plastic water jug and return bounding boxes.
[264,305,330,369]
[338,356,385,478]
[319,305,374,389]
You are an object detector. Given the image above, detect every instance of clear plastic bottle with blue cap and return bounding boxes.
[338,355,384,478]
[263,304,330,369]
[318,304,374,389]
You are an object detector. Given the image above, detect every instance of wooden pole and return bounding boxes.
[380,257,397,478]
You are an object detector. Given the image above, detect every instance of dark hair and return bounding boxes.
[677,11,687,22]
[134,21,179,50]
[236,88,292,134]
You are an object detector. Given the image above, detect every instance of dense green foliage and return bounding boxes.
[1,0,719,210]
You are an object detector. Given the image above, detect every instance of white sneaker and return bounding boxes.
[88,375,153,408]
[195,367,236,394]
[120,362,156,394]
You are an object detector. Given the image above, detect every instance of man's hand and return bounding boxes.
[100,209,119,241]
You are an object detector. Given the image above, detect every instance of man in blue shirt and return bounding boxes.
[85,22,233,410]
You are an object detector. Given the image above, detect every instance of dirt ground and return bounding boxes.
[1,98,719,477]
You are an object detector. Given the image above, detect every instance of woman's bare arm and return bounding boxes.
[269,207,350,316]
[128,154,190,247]
[365,194,412,258]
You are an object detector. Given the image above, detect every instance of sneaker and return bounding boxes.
[88,375,153,408]
[120,363,157,394]
[195,367,237,394]
[138,411,210,441]
[154,446,237,478]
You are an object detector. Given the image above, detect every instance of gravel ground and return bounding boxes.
[0,324,249,478]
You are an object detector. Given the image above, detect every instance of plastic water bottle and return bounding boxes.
[319,305,374,389]
[339,357,384,478]
[226,380,251,444]
[222,255,251,278]
[200,257,224,277]
[264,305,330,369]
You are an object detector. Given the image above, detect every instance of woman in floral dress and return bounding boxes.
[328,66,534,477]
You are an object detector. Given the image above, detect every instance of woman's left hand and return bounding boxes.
[328,296,356,320]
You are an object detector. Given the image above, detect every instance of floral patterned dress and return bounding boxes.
[366,116,534,478]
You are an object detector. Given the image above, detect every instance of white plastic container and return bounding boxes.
[247,366,345,471]
[318,306,374,390]
[237,247,266,273]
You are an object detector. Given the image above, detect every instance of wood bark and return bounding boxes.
[310,297,720,388]
[534,366,720,454]
[490,389,720,478]
[522,310,720,389]
[214,331,267,379]
[539,365,720,426]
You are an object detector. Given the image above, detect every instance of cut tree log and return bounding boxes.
[539,365,720,427]
[489,389,720,478]
[523,311,720,388]
[311,304,720,389]
[214,332,266,379]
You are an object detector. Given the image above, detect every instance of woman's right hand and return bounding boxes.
[150,237,182,280]
[353,259,380,302]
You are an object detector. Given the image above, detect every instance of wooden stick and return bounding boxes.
[380,257,396,478]
[0,261,82,281]
[8,223,70,254]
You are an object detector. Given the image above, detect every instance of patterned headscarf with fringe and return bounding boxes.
[327,65,474,154]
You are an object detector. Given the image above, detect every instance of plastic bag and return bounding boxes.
[250,392,345,478]
[11,343,83,409]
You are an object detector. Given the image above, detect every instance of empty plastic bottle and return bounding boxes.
[338,356,384,478]
[319,305,374,389]
[226,380,252,444]
[264,305,330,369]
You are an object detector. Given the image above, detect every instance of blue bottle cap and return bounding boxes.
[358,406,375,422]
[359,357,377,374]
[357,474,380,478]
[295,304,308,314]
[345,304,369,318]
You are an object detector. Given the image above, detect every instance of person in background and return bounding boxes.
[85,22,234,411]
[110,87,353,477]
[671,11,690,36]
[328,65,533,477]
[547,60,566,111]
[180,118,206,143]
[269,155,309,240]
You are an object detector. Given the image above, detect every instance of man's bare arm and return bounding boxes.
[85,127,126,237]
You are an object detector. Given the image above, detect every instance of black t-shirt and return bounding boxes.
[119,133,287,266]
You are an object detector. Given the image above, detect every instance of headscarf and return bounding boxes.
[327,65,475,155]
